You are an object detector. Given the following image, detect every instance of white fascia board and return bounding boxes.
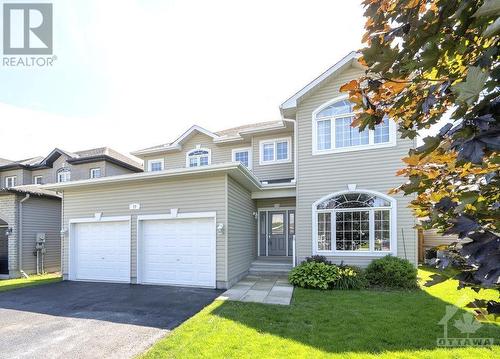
[43,162,262,192]
[130,144,182,156]
[172,125,220,146]
[280,51,360,112]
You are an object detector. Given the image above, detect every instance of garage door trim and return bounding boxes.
[68,216,131,282]
[136,212,217,288]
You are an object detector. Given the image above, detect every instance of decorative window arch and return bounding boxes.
[57,168,71,183]
[186,147,211,168]
[312,189,397,255]
[312,95,396,154]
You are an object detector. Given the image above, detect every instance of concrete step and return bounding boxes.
[249,268,291,276]
[251,261,292,267]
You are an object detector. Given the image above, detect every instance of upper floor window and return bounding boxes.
[232,147,252,169]
[148,158,164,172]
[186,148,211,168]
[5,176,16,188]
[259,137,291,165]
[313,96,395,154]
[314,190,395,255]
[57,169,71,183]
[33,176,43,185]
[90,168,101,179]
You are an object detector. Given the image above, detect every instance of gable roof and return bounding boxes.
[280,51,362,117]
[131,120,292,156]
[0,147,143,172]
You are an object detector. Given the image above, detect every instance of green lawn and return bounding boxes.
[0,273,61,293]
[142,268,499,358]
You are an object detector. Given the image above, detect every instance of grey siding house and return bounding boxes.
[0,147,142,278]
[46,52,417,289]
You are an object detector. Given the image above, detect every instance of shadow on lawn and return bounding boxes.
[212,287,500,354]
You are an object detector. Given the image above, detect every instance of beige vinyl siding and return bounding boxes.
[0,193,18,276]
[142,133,251,171]
[256,197,296,209]
[294,66,418,266]
[252,132,294,181]
[1,169,26,186]
[21,197,61,274]
[104,162,137,177]
[61,174,228,284]
[423,229,458,250]
[227,175,256,284]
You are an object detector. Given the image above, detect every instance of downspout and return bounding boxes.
[19,194,30,278]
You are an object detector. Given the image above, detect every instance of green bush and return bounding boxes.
[288,261,338,290]
[332,266,368,290]
[289,262,367,290]
[365,255,418,289]
[304,255,332,264]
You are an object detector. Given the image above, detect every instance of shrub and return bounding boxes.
[331,265,368,290]
[288,261,338,289]
[304,255,331,265]
[365,255,418,289]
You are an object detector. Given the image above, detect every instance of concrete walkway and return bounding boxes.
[218,275,293,305]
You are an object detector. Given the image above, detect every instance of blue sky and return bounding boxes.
[0,0,367,159]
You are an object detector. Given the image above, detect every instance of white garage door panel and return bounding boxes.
[140,217,215,287]
[73,221,130,282]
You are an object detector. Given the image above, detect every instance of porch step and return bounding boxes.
[249,258,293,276]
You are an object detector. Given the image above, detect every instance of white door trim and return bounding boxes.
[68,216,132,282]
[136,211,217,288]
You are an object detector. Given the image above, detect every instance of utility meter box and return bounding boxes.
[35,233,46,249]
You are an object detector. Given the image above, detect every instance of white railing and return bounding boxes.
[292,235,296,267]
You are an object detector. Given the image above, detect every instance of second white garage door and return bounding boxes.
[138,216,216,288]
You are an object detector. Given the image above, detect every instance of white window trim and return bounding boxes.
[33,175,43,185]
[259,137,292,165]
[5,176,16,188]
[148,158,165,172]
[89,168,101,179]
[232,147,253,170]
[185,147,212,168]
[57,169,71,183]
[311,189,397,256]
[312,95,397,155]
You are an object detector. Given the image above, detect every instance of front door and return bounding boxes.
[268,211,286,256]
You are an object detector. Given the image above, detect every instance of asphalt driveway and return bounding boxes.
[0,281,222,359]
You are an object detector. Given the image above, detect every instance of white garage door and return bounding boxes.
[139,217,216,288]
[72,221,130,282]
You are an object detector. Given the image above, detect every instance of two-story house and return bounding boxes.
[45,52,417,289]
[0,147,143,278]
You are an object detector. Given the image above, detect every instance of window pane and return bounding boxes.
[335,211,369,251]
[317,192,391,209]
[374,210,391,251]
[288,211,295,235]
[271,213,284,234]
[316,100,353,118]
[276,141,288,160]
[199,156,209,166]
[335,116,369,148]
[235,151,249,167]
[317,212,331,251]
[150,162,163,171]
[263,143,274,161]
[189,157,198,167]
[374,116,390,144]
[317,119,331,150]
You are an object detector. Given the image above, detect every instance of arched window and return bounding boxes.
[313,190,396,254]
[57,168,71,183]
[312,95,394,153]
[186,148,211,168]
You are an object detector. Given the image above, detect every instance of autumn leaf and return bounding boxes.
[340,80,359,93]
[403,154,421,166]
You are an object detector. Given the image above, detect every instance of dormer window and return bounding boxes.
[148,159,164,172]
[57,168,71,183]
[186,148,211,168]
[313,95,395,154]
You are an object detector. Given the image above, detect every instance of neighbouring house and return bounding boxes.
[418,229,459,262]
[0,147,142,278]
[45,51,418,289]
